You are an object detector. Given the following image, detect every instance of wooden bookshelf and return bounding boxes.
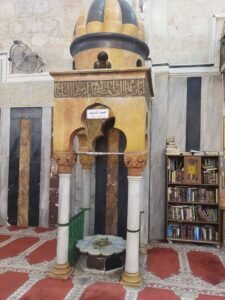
[166,154,221,246]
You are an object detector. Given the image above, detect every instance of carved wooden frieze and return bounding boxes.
[53,151,77,174]
[54,79,145,98]
[124,153,148,176]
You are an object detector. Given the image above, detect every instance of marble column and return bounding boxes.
[0,108,10,225]
[49,173,73,279]
[80,155,94,236]
[39,107,52,227]
[139,170,147,255]
[121,154,147,287]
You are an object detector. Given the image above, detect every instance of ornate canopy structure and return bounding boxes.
[50,0,154,286]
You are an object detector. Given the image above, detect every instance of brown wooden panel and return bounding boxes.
[105,128,119,235]
[17,119,31,226]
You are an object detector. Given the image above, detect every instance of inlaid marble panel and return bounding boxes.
[17,119,31,226]
[201,75,223,151]
[105,129,119,235]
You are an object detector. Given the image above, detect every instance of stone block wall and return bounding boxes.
[0,0,225,70]
[0,0,89,71]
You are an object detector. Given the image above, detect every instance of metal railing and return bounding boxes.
[68,210,85,265]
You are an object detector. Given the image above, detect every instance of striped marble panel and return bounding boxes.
[105,129,119,235]
[8,116,20,225]
[8,108,42,226]
[95,137,107,234]
[94,128,127,238]
[149,74,169,240]
[186,77,201,151]
[17,120,31,226]
[201,75,223,151]
[117,132,128,239]
[28,110,42,226]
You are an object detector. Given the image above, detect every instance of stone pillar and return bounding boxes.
[49,151,76,280]
[121,154,147,287]
[139,172,147,254]
[80,155,94,236]
[39,107,52,227]
[0,108,10,225]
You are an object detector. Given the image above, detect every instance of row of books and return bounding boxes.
[202,158,218,168]
[168,205,218,222]
[168,169,184,183]
[168,187,218,203]
[170,150,220,156]
[167,158,183,170]
[168,170,218,185]
[167,223,219,241]
[168,158,218,170]
[202,171,218,184]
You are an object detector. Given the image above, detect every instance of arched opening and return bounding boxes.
[94,118,128,239]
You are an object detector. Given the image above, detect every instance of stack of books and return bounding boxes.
[202,158,218,184]
[166,137,180,155]
[190,150,205,155]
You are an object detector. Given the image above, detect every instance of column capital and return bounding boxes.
[80,154,94,170]
[53,151,76,174]
[124,153,148,176]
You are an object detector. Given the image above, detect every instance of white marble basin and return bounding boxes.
[76,235,126,256]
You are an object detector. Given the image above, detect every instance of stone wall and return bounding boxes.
[0,0,225,70]
[0,0,89,71]
[142,0,225,65]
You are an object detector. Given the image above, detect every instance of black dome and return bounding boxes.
[87,0,137,26]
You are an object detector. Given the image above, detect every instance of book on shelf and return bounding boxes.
[180,150,219,156]
[169,204,218,222]
[166,153,220,244]
[190,150,205,155]
[166,136,176,144]
[180,151,192,156]
[204,151,219,156]
[165,137,180,155]
[168,186,218,204]
[166,148,181,155]
[167,223,218,242]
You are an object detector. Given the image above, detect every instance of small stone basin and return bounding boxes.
[76,235,126,273]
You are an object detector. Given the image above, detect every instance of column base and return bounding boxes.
[139,243,148,255]
[120,271,142,287]
[48,263,73,280]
